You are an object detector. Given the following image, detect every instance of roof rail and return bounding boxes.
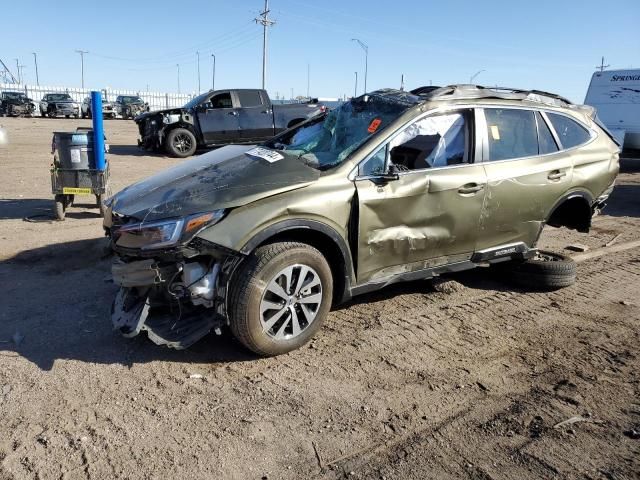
[412,84,572,106]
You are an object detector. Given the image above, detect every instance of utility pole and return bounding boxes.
[14,59,20,83]
[354,71,358,98]
[211,53,216,91]
[32,52,39,86]
[17,65,26,85]
[596,56,610,72]
[255,0,276,90]
[196,51,201,93]
[400,74,404,91]
[177,64,181,93]
[75,50,88,88]
[351,38,368,94]
[290,87,293,100]
[307,63,310,98]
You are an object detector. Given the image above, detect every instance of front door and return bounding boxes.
[196,91,240,144]
[354,109,487,284]
[236,90,275,141]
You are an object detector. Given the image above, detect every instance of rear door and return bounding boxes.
[354,109,487,284]
[476,107,573,250]
[237,90,274,141]
[196,91,240,144]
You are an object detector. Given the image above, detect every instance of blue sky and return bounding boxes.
[2,0,639,102]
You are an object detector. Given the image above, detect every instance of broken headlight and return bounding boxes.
[113,210,225,250]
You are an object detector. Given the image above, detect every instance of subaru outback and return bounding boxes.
[104,85,619,356]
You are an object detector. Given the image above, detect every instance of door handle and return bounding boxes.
[547,170,567,181]
[458,183,485,195]
[228,111,238,116]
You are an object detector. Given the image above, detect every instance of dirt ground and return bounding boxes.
[0,117,639,480]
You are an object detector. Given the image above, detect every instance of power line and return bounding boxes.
[255,0,276,90]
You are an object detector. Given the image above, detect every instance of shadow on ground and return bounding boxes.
[0,198,102,221]
[108,144,165,158]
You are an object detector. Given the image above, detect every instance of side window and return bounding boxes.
[388,111,469,170]
[536,112,559,154]
[208,92,233,109]
[484,109,538,161]
[359,145,387,176]
[546,112,591,149]
[236,90,263,108]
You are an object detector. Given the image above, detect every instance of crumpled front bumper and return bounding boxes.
[110,258,225,349]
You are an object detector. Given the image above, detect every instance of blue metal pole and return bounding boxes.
[90,91,106,171]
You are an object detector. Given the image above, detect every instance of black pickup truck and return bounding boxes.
[136,88,325,157]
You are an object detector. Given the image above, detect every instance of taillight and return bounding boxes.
[320,105,327,113]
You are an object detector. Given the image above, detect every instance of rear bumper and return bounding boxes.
[593,181,616,213]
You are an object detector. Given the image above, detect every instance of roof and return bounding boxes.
[411,84,572,108]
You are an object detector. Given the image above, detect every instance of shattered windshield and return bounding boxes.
[266,90,420,170]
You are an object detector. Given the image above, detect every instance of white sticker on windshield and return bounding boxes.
[245,147,284,163]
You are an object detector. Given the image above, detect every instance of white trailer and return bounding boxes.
[584,69,640,150]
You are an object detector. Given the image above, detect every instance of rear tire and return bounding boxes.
[506,250,576,290]
[165,128,197,158]
[228,242,333,356]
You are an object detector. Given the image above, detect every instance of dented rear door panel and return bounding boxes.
[355,164,487,283]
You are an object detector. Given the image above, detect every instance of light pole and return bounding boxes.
[211,53,216,91]
[196,51,201,93]
[469,69,486,84]
[354,71,358,98]
[351,38,368,94]
[32,52,39,86]
[307,63,310,98]
[14,59,19,84]
[75,50,88,88]
[177,64,181,93]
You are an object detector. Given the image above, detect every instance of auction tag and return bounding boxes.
[490,125,500,140]
[70,149,81,163]
[245,147,284,163]
[368,118,382,133]
[63,187,92,195]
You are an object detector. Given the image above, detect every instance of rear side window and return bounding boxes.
[546,112,591,149]
[484,109,538,161]
[237,90,263,108]
[536,112,559,154]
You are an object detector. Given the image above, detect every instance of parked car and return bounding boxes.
[39,93,79,118]
[135,88,325,157]
[80,96,116,119]
[114,95,148,120]
[0,91,36,117]
[105,85,619,355]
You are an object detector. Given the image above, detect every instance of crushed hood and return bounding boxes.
[111,145,320,222]
[135,108,184,122]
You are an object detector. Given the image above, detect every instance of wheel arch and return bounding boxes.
[546,190,594,233]
[240,219,354,304]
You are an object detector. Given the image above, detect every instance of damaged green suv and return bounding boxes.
[104,85,619,355]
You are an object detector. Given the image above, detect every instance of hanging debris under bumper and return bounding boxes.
[110,258,228,349]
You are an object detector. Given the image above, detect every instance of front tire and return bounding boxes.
[165,128,197,158]
[229,242,333,356]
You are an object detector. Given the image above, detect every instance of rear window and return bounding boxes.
[237,90,263,108]
[484,109,538,161]
[547,113,591,149]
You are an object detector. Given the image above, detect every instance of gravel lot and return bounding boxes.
[0,117,639,480]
